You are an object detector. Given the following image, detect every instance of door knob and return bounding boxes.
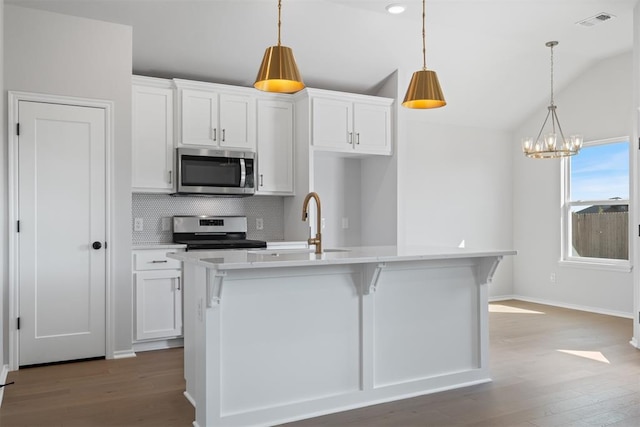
[92,241,102,250]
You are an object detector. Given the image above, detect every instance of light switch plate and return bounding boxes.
[134,217,144,232]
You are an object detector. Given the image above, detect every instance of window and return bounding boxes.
[562,137,630,269]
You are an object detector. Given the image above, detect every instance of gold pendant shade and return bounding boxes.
[402,0,446,109]
[254,45,304,93]
[402,69,446,109]
[254,0,304,94]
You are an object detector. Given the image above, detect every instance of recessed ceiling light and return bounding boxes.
[386,4,406,14]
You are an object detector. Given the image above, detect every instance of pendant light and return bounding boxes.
[521,41,582,159]
[402,0,445,109]
[254,0,305,94]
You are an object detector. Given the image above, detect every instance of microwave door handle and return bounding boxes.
[239,159,246,188]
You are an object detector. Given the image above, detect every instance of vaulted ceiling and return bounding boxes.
[6,0,637,131]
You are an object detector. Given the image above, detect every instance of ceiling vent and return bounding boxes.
[576,12,616,27]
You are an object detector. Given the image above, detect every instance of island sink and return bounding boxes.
[247,247,350,256]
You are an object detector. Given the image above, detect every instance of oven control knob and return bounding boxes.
[92,241,102,250]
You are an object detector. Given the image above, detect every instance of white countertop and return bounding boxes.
[168,245,517,270]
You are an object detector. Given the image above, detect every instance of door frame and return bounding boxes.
[7,91,115,371]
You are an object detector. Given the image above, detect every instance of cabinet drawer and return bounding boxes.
[133,250,182,270]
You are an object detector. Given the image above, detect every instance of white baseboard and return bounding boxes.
[489,294,516,302]
[0,364,10,407]
[112,349,137,359]
[133,338,184,353]
[184,390,196,407]
[630,338,639,349]
[502,295,633,319]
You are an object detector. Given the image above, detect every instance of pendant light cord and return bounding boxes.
[550,43,554,106]
[277,0,282,47]
[421,0,427,70]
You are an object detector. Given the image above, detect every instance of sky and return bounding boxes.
[570,140,629,202]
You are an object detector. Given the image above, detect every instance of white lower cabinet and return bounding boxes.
[133,249,183,343]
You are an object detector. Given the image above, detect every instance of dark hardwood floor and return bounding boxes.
[1,300,638,426]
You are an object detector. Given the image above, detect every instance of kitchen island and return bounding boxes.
[169,246,515,427]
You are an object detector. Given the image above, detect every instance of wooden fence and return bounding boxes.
[571,211,628,260]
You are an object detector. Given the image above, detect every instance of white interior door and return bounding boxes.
[17,100,106,366]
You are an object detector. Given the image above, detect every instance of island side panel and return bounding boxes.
[218,265,362,418]
[373,259,484,390]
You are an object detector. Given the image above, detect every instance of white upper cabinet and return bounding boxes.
[310,89,393,156]
[132,76,175,193]
[256,99,294,195]
[311,97,352,149]
[175,79,256,151]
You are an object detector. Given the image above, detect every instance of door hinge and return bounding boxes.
[16,123,20,136]
[17,317,20,330]
[17,221,20,233]
[104,241,108,249]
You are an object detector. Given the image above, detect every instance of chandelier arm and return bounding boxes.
[534,109,552,144]
[551,107,568,145]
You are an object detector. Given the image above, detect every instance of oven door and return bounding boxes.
[176,148,255,196]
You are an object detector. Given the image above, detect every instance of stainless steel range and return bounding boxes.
[173,216,266,251]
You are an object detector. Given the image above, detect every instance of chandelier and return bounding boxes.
[522,41,582,159]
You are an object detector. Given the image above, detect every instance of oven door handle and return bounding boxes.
[239,159,246,188]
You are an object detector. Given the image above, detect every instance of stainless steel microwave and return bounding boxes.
[175,147,255,196]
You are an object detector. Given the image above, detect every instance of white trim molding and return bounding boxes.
[0,364,9,407]
[500,295,633,319]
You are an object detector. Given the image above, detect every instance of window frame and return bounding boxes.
[560,136,631,271]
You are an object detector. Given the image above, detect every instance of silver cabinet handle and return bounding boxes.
[260,174,264,187]
[176,277,181,291]
[150,260,168,263]
[348,132,353,144]
[212,128,217,141]
[168,170,172,184]
[222,129,226,142]
[356,133,360,145]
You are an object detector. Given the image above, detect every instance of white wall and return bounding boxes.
[3,5,134,357]
[632,2,640,344]
[397,112,514,298]
[513,52,634,317]
[0,0,6,369]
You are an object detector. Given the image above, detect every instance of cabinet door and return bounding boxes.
[353,102,392,155]
[135,270,183,341]
[181,89,219,146]
[311,97,353,150]
[256,100,294,194]
[219,93,256,151]
[132,85,174,192]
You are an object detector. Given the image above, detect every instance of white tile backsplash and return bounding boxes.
[132,194,285,244]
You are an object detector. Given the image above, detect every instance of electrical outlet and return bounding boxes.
[134,217,144,232]
[342,217,349,229]
[550,273,556,283]
[321,218,326,229]
[256,218,264,230]
[161,217,172,232]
